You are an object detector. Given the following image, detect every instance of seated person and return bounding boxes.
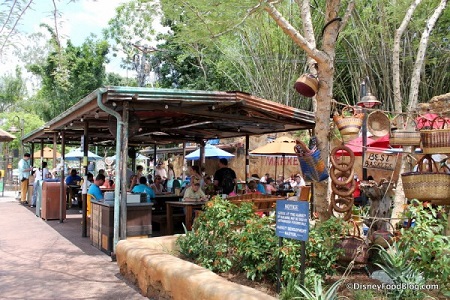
[251,174,266,194]
[88,174,106,201]
[150,175,168,194]
[65,169,82,185]
[202,176,215,197]
[108,179,115,189]
[246,180,262,194]
[265,178,278,195]
[183,183,208,202]
[131,176,155,203]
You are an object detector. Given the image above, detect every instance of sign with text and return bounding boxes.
[363,152,397,171]
[276,200,309,241]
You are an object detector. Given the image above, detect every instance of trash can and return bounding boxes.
[41,181,66,220]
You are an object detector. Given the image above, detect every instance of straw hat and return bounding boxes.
[367,111,390,137]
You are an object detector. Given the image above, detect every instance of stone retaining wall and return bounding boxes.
[116,236,277,300]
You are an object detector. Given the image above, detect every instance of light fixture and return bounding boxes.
[211,105,215,110]
[69,122,73,126]
[112,102,117,107]
[8,125,19,133]
[165,105,168,109]
[94,111,99,119]
[80,117,84,122]
[237,126,241,132]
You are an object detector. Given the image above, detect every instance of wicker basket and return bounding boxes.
[367,111,390,137]
[401,155,450,203]
[420,116,450,153]
[390,114,420,146]
[336,221,369,265]
[294,74,319,97]
[333,106,364,136]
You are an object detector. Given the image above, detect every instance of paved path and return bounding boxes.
[0,191,146,300]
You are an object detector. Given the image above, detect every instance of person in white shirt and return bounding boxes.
[155,162,167,180]
[260,173,269,184]
[291,174,306,196]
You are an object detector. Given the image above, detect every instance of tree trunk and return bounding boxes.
[360,180,394,233]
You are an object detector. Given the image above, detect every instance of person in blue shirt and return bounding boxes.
[88,174,106,200]
[131,176,155,203]
[65,169,82,185]
[251,174,266,195]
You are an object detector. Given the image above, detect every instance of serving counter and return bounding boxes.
[90,200,153,254]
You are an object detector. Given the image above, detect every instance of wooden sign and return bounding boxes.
[363,152,397,171]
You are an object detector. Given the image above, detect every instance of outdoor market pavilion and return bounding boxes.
[22,86,315,250]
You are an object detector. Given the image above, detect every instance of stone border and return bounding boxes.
[116,236,277,300]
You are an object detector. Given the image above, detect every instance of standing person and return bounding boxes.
[88,174,106,201]
[189,166,203,187]
[18,153,32,204]
[30,166,42,208]
[155,162,167,180]
[135,165,144,180]
[81,172,94,212]
[167,163,175,180]
[42,162,50,179]
[213,158,237,195]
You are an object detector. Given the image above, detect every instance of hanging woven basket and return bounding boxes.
[333,106,364,136]
[367,111,390,137]
[294,74,319,97]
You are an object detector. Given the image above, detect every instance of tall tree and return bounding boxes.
[28,25,109,120]
[0,67,26,113]
[157,0,354,220]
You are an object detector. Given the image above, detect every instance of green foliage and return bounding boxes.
[178,198,345,290]
[396,201,450,292]
[28,25,109,121]
[373,243,426,299]
[0,67,27,113]
[279,217,344,283]
[293,276,343,300]
[177,197,261,274]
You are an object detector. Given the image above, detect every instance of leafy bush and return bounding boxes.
[397,201,450,293]
[177,198,345,292]
[177,197,276,278]
[278,217,345,283]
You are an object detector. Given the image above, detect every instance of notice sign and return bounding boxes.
[363,152,397,171]
[276,200,309,241]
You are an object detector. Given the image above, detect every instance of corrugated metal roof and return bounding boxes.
[23,86,315,146]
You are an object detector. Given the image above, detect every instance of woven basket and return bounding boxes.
[420,116,450,154]
[294,139,329,182]
[333,106,364,136]
[336,221,369,265]
[401,154,450,203]
[390,114,420,146]
[294,74,319,97]
[367,111,390,137]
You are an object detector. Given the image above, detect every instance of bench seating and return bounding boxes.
[228,194,282,214]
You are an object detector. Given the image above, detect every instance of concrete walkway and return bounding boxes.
[0,191,146,300]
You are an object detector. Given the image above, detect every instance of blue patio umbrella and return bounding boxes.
[185,144,234,161]
[63,147,102,161]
